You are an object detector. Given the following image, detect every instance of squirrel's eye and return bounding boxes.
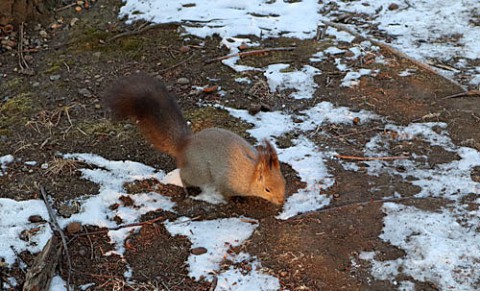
[265,188,271,193]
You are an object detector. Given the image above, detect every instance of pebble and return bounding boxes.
[49,74,61,81]
[28,215,44,223]
[176,77,190,85]
[191,247,208,255]
[388,3,399,10]
[78,88,93,97]
[24,55,34,63]
[66,221,82,234]
[179,45,191,53]
[70,18,80,27]
[32,81,40,87]
[92,52,101,58]
[39,30,48,38]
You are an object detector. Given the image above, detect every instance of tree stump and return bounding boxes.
[0,0,60,26]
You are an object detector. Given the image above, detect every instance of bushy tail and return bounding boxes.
[105,73,191,158]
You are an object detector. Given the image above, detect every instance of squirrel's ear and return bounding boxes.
[255,145,266,180]
[264,140,280,169]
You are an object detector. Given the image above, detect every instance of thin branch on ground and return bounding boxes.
[55,3,76,12]
[40,186,72,291]
[335,154,409,161]
[70,215,168,240]
[107,22,181,43]
[17,22,32,75]
[332,127,383,139]
[320,20,467,92]
[441,90,480,99]
[204,47,296,64]
[291,196,444,219]
[158,53,196,73]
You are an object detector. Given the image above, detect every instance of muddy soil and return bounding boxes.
[1,1,479,290]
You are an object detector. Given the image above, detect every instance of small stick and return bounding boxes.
[55,3,77,12]
[70,215,168,239]
[335,154,408,161]
[40,186,72,291]
[441,90,480,100]
[158,53,196,73]
[18,22,29,70]
[320,20,467,92]
[332,127,383,139]
[204,47,296,64]
[290,196,444,219]
[107,22,181,43]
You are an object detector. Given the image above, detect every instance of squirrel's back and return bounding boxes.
[105,74,191,157]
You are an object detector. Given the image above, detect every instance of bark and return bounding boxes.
[0,0,60,26]
[22,234,62,291]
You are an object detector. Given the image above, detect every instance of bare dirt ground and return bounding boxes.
[1,1,479,290]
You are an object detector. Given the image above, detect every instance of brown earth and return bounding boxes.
[1,1,479,290]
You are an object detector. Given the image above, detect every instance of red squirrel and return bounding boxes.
[105,74,285,205]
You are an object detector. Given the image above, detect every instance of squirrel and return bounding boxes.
[104,73,286,205]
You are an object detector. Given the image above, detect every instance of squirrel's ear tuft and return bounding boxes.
[257,140,280,171]
[263,140,280,169]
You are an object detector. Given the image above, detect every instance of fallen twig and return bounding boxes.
[335,154,408,161]
[107,22,181,43]
[441,90,480,100]
[70,215,168,239]
[204,47,296,64]
[290,196,444,219]
[321,20,467,92]
[158,53,196,73]
[332,127,383,139]
[40,186,72,291]
[55,2,77,12]
[17,23,26,68]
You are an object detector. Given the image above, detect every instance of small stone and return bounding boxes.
[70,17,80,27]
[39,30,48,38]
[78,247,87,256]
[1,39,16,47]
[78,88,93,97]
[66,221,82,234]
[176,77,190,85]
[50,23,62,30]
[388,3,399,10]
[179,45,191,53]
[352,116,361,125]
[119,195,134,207]
[92,51,101,58]
[28,215,44,223]
[125,239,134,249]
[238,43,249,50]
[191,247,208,255]
[202,85,218,93]
[75,6,82,12]
[94,103,101,109]
[24,55,34,62]
[49,74,61,81]
[248,104,262,115]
